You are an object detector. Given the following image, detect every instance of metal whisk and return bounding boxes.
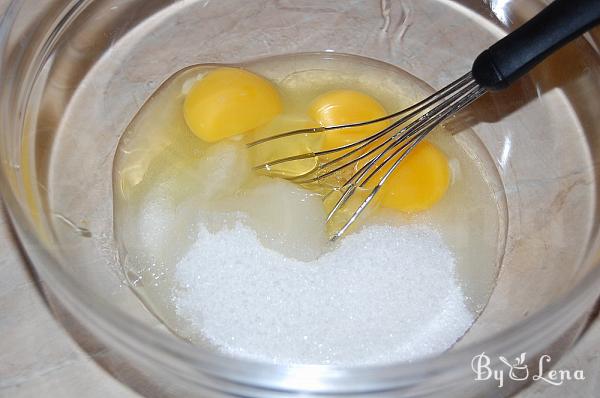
[249,0,600,240]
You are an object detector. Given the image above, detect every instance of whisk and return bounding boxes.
[249,0,600,240]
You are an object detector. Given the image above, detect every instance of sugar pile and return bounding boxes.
[173,221,473,366]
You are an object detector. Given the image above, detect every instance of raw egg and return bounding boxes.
[378,141,450,212]
[308,89,389,150]
[184,67,282,142]
[309,89,450,212]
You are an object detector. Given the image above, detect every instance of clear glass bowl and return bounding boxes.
[1,0,599,396]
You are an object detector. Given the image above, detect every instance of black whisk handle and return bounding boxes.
[472,0,600,90]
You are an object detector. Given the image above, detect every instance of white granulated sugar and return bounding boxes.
[173,221,473,366]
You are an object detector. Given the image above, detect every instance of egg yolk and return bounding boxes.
[378,141,450,212]
[308,89,389,150]
[308,89,449,212]
[248,115,320,177]
[184,67,282,142]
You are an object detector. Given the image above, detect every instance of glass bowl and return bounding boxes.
[1,0,599,396]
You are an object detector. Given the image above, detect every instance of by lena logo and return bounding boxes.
[471,352,585,388]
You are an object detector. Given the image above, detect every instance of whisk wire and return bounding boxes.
[337,75,480,190]
[330,82,486,239]
[249,72,472,157]
[290,74,479,184]
[248,72,486,239]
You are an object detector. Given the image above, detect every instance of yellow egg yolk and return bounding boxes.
[248,115,320,178]
[308,89,389,150]
[378,141,450,212]
[308,89,450,212]
[184,67,282,142]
